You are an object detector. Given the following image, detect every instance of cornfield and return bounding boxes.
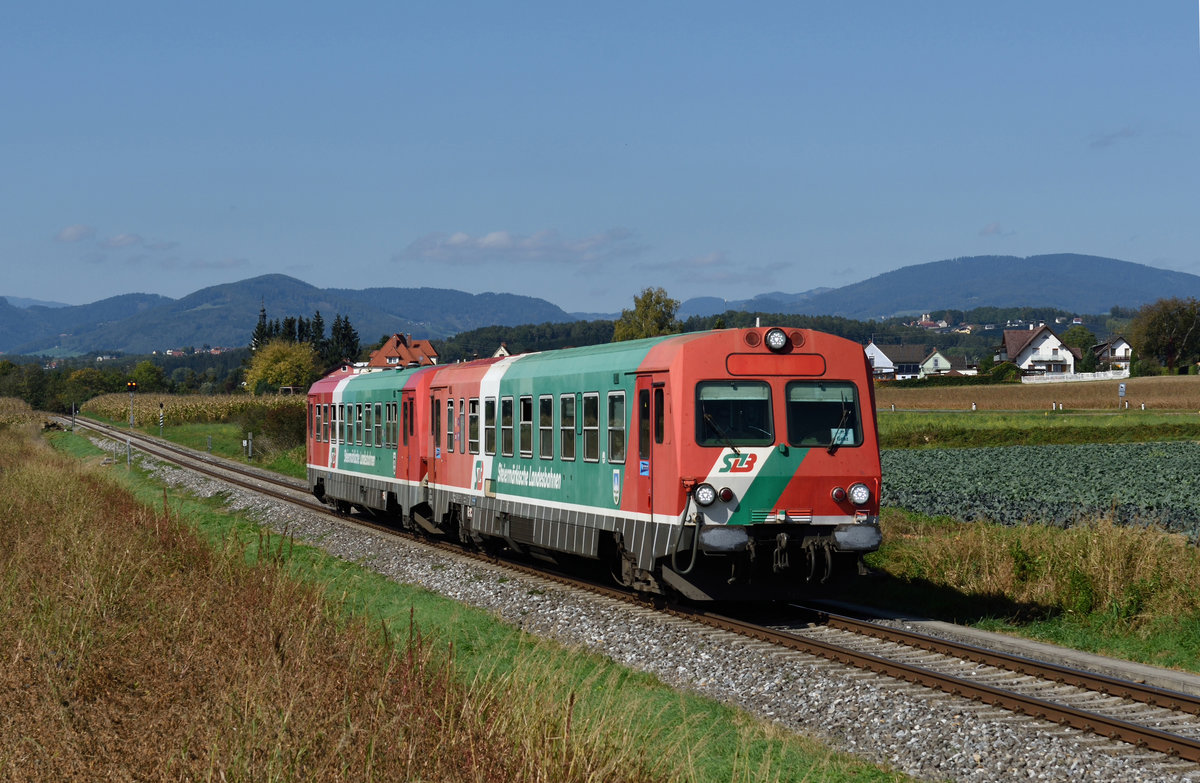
[81,393,306,427]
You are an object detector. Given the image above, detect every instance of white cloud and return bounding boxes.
[103,233,144,248]
[395,228,642,267]
[55,224,95,242]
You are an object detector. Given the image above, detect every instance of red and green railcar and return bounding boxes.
[306,326,881,600]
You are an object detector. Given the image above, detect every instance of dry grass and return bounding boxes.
[0,429,668,782]
[876,509,1200,625]
[876,375,1200,411]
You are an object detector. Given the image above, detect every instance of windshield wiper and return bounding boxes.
[827,400,852,455]
[703,411,740,455]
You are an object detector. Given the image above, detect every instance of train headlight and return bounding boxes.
[848,482,871,506]
[764,327,789,352]
[694,483,718,507]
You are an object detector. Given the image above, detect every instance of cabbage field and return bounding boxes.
[881,441,1200,537]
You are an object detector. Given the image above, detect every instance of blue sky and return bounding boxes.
[3,2,1198,312]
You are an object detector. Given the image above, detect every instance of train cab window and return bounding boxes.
[468,398,480,453]
[538,395,553,459]
[519,396,533,458]
[484,398,496,455]
[607,392,625,463]
[560,395,576,461]
[500,397,514,457]
[785,381,862,449]
[582,393,600,462]
[374,403,383,447]
[446,399,454,453]
[695,381,773,447]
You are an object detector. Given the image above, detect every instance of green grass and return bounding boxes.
[48,429,905,782]
[878,410,1200,449]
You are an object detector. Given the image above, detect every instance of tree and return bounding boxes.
[612,287,681,342]
[1060,324,1098,372]
[131,360,168,392]
[243,339,319,395]
[250,302,269,351]
[1128,298,1200,373]
[327,313,360,363]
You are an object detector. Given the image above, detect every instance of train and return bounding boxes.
[305,326,882,601]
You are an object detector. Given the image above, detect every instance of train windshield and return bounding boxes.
[695,381,773,447]
[785,381,862,449]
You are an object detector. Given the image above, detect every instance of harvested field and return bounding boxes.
[875,375,1200,411]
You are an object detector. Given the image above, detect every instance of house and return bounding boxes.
[865,342,966,380]
[1093,336,1133,371]
[366,333,439,368]
[995,325,1079,375]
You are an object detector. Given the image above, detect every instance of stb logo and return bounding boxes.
[719,453,757,473]
[473,460,484,490]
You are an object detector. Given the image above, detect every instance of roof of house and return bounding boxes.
[366,333,439,368]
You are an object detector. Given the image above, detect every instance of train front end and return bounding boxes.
[660,327,881,600]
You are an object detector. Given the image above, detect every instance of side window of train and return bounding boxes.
[500,396,514,457]
[458,399,465,452]
[560,394,576,461]
[432,398,442,450]
[401,400,408,447]
[607,391,625,464]
[374,402,383,447]
[364,402,373,447]
[519,395,533,458]
[356,403,364,445]
[322,403,330,443]
[484,398,496,455]
[446,399,454,453]
[538,395,553,460]
[468,398,480,454]
[583,392,600,462]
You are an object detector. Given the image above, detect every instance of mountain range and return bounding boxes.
[3,253,1198,356]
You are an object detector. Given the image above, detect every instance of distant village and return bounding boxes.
[867,314,1131,381]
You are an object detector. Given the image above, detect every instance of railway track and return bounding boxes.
[65,415,1200,768]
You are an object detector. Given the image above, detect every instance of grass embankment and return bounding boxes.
[4,419,902,782]
[852,511,1200,672]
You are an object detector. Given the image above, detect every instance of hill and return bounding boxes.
[0,275,576,356]
[687,254,1200,320]
[3,254,1197,355]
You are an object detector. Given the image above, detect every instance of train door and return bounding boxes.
[398,390,415,481]
[634,374,674,524]
[428,389,445,485]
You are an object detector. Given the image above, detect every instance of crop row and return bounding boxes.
[881,441,1200,538]
[81,393,306,427]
